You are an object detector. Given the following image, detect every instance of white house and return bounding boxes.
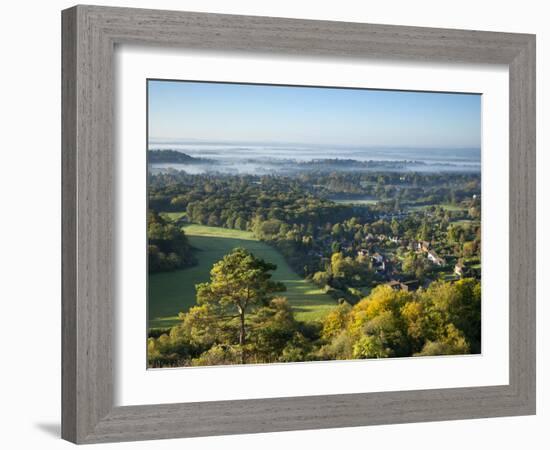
[427,251,445,266]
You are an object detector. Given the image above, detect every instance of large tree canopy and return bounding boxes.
[195,248,285,363]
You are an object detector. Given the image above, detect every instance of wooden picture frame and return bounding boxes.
[62,5,536,444]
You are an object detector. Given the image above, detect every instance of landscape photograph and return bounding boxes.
[146,80,482,368]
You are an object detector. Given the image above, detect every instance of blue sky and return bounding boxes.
[148,80,481,148]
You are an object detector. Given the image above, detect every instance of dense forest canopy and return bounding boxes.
[147,164,481,367]
[148,171,480,279]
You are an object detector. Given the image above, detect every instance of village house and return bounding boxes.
[386,279,420,292]
[386,280,401,290]
[371,252,384,264]
[371,252,386,273]
[427,250,445,266]
[420,240,431,252]
[401,279,420,291]
[410,240,430,252]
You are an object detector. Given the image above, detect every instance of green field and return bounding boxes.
[148,224,336,329]
[159,211,186,221]
[328,197,378,206]
[452,219,479,225]
[408,203,467,212]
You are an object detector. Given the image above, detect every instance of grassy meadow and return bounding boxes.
[327,197,379,206]
[407,203,467,212]
[159,211,187,221]
[148,224,336,329]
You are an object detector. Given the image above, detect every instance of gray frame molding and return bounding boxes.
[62,5,536,444]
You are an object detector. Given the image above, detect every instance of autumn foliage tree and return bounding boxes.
[318,278,481,360]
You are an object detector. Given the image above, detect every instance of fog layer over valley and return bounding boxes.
[147,141,481,175]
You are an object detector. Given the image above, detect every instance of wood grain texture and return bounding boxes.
[61,7,77,443]
[61,5,536,444]
[508,36,536,408]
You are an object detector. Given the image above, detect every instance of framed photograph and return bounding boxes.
[62,5,536,444]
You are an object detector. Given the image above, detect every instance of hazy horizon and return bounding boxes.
[148,137,481,152]
[147,140,480,175]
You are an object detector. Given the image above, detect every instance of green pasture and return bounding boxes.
[328,197,378,206]
[148,225,336,329]
[408,203,467,212]
[159,211,186,222]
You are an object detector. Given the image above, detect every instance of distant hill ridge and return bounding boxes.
[148,149,212,164]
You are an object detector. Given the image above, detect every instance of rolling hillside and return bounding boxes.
[148,224,336,329]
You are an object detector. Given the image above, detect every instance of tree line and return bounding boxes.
[147,211,195,273]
